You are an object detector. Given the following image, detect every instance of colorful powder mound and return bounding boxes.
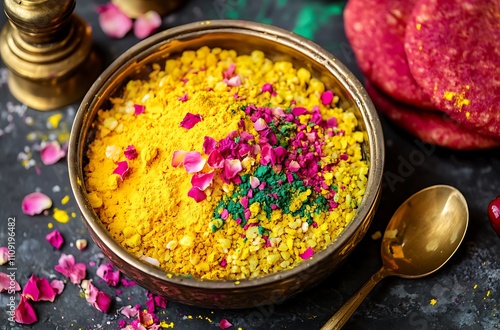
[84,47,369,280]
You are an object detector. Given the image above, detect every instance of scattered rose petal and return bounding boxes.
[292,107,308,116]
[139,255,160,267]
[253,118,267,131]
[223,159,242,180]
[183,151,206,173]
[223,63,236,80]
[23,274,57,302]
[50,279,65,295]
[54,253,86,285]
[171,150,187,168]
[96,263,121,287]
[249,176,260,189]
[22,192,52,216]
[288,160,300,172]
[220,209,229,220]
[240,196,249,208]
[261,83,273,94]
[45,229,64,249]
[81,280,112,313]
[40,141,66,165]
[340,153,349,161]
[133,10,162,39]
[120,278,136,287]
[203,136,217,155]
[121,305,139,318]
[220,318,233,329]
[180,113,202,129]
[299,246,314,260]
[207,150,224,169]
[326,116,338,128]
[134,104,145,115]
[14,296,37,325]
[224,76,242,87]
[97,3,133,39]
[0,247,9,265]
[124,145,138,160]
[191,172,215,191]
[321,90,334,105]
[76,239,88,251]
[0,272,20,292]
[177,93,189,102]
[188,187,207,203]
[113,161,129,180]
[220,258,227,267]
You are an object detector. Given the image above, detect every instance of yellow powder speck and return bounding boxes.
[416,23,422,30]
[418,45,423,51]
[187,315,193,319]
[443,90,471,109]
[235,281,240,285]
[160,321,175,328]
[466,112,471,118]
[443,91,455,101]
[53,208,70,223]
[48,222,53,229]
[61,195,70,205]
[371,231,382,240]
[486,290,491,297]
[474,284,478,289]
[430,299,437,305]
[71,212,76,218]
[47,113,63,129]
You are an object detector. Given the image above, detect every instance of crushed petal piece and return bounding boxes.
[40,141,66,165]
[22,192,52,216]
[45,229,64,249]
[299,247,314,260]
[180,113,202,129]
[113,161,129,180]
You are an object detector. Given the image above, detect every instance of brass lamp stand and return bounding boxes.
[0,0,102,110]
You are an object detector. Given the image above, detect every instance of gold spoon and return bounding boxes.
[321,185,469,330]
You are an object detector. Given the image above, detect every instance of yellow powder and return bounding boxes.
[53,208,70,223]
[84,47,369,280]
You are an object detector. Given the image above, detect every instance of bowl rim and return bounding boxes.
[68,19,384,290]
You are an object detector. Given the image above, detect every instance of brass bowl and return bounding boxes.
[68,20,384,309]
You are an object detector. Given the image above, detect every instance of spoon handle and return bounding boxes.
[320,267,389,330]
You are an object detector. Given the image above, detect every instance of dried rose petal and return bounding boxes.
[223,159,242,180]
[326,116,338,128]
[81,280,112,313]
[54,253,86,285]
[219,318,233,329]
[124,145,138,160]
[40,141,66,165]
[224,76,242,87]
[0,247,9,265]
[177,93,189,102]
[50,279,65,295]
[288,160,300,172]
[133,10,162,39]
[292,107,308,116]
[14,296,37,325]
[261,83,273,94]
[113,161,129,180]
[321,90,334,105]
[207,150,224,169]
[76,239,88,251]
[223,63,236,79]
[183,151,206,173]
[45,229,64,249]
[171,150,187,168]
[22,192,52,216]
[203,136,217,155]
[121,305,139,318]
[0,272,20,292]
[191,172,215,191]
[97,3,133,39]
[249,176,260,189]
[134,104,145,115]
[188,187,207,203]
[180,113,202,129]
[253,118,267,131]
[299,246,314,260]
[23,274,57,302]
[96,263,120,287]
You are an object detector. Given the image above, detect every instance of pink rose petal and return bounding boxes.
[14,296,37,325]
[207,150,224,169]
[321,90,334,105]
[288,160,300,172]
[183,151,206,173]
[171,150,187,168]
[299,246,314,260]
[23,274,57,302]
[98,3,133,39]
[22,192,52,216]
[272,107,286,117]
[96,263,120,287]
[180,113,202,129]
[191,172,215,191]
[134,104,145,115]
[54,253,86,285]
[113,161,129,180]
[82,280,112,313]
[40,141,66,165]
[249,176,260,189]
[50,279,65,295]
[0,272,20,292]
[254,118,267,131]
[260,144,276,166]
[187,187,206,203]
[124,145,138,160]
[203,136,217,155]
[155,295,167,309]
[177,93,189,102]
[326,116,338,128]
[0,247,9,265]
[240,196,249,209]
[223,63,236,80]
[224,159,242,180]
[134,10,162,39]
[292,107,308,116]
[224,76,242,87]
[261,83,273,94]
[45,229,64,249]
[121,305,139,318]
[219,318,233,329]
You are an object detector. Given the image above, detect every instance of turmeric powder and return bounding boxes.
[84,46,369,280]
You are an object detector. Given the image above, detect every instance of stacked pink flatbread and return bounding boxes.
[344,0,500,149]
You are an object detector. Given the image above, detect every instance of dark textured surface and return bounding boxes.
[0,0,499,329]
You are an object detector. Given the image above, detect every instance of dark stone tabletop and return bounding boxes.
[0,0,499,329]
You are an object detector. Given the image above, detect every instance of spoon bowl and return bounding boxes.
[321,185,469,329]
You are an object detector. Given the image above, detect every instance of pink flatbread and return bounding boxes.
[365,81,500,150]
[405,0,500,137]
[344,0,433,108]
